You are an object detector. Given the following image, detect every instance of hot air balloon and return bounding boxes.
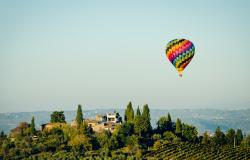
[166,39,195,77]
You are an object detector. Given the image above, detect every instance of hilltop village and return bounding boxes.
[41,111,122,133]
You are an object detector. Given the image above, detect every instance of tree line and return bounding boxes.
[0,102,250,159]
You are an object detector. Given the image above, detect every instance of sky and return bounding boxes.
[0,0,250,112]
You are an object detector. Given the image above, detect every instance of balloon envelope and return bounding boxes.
[166,39,195,77]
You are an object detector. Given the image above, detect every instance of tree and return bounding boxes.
[202,131,210,144]
[142,104,150,122]
[157,113,172,134]
[175,118,182,136]
[124,101,134,122]
[136,106,141,117]
[141,104,152,134]
[213,127,226,145]
[50,111,66,123]
[76,104,83,129]
[152,134,161,141]
[68,134,92,154]
[166,113,173,131]
[163,131,177,142]
[153,140,162,150]
[182,123,198,142]
[157,116,168,134]
[81,121,93,135]
[225,128,235,145]
[134,116,150,137]
[114,122,134,147]
[167,113,171,122]
[242,134,250,147]
[0,130,6,138]
[30,116,35,135]
[235,129,243,145]
[117,122,134,137]
[2,139,10,157]
[97,131,118,151]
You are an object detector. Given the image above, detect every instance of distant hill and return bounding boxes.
[1,108,250,134]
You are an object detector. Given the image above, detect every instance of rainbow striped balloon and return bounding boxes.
[166,39,195,77]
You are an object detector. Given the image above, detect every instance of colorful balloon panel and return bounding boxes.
[166,39,195,77]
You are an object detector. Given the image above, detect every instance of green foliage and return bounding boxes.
[2,104,250,159]
[68,134,91,154]
[115,122,134,147]
[175,118,182,135]
[97,131,119,151]
[0,130,6,139]
[173,136,181,143]
[130,134,140,146]
[76,104,83,129]
[182,123,198,143]
[145,142,250,159]
[236,129,243,145]
[30,116,35,135]
[167,113,171,122]
[142,104,150,123]
[133,116,151,137]
[124,101,134,122]
[43,127,69,152]
[157,116,168,133]
[153,140,162,150]
[80,121,93,135]
[202,131,210,144]
[136,106,141,116]
[50,111,66,123]
[225,128,235,145]
[213,126,227,145]
[156,113,173,134]
[163,131,177,142]
[242,134,250,147]
[139,104,152,135]
[118,122,134,137]
[152,134,161,141]
[1,139,10,158]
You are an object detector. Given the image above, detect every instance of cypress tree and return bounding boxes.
[142,104,152,134]
[202,131,210,144]
[136,106,141,116]
[76,104,83,129]
[130,104,134,121]
[235,129,243,145]
[124,101,134,122]
[166,113,172,131]
[142,104,150,122]
[30,116,35,135]
[225,128,235,145]
[0,130,5,138]
[167,113,171,122]
[175,118,182,135]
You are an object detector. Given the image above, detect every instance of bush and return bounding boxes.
[163,131,177,142]
[153,140,162,150]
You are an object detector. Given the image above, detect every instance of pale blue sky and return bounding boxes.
[0,0,250,112]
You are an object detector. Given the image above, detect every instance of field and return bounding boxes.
[144,142,250,160]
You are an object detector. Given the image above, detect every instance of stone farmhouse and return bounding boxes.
[71,111,122,133]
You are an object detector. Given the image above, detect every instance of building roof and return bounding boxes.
[84,119,99,124]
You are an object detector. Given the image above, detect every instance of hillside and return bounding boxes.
[1,108,250,134]
[1,104,250,160]
[145,142,250,160]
